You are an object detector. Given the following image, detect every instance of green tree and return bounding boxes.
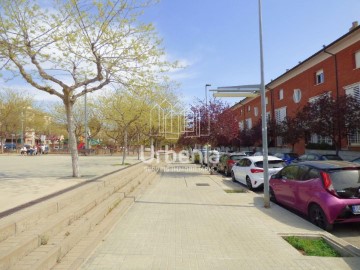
[98,87,152,164]
[0,88,32,152]
[0,0,175,176]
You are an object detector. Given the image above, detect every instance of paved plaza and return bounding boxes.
[0,154,142,214]
[79,163,360,270]
[1,154,360,269]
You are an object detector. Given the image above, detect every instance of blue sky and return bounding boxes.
[2,0,360,107]
[142,0,360,106]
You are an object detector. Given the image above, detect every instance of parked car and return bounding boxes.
[208,150,221,170]
[239,151,254,156]
[274,152,299,165]
[253,151,274,156]
[295,153,343,162]
[218,153,246,176]
[3,143,17,150]
[231,156,286,190]
[351,157,360,164]
[269,160,360,231]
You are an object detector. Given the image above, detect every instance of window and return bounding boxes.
[275,107,287,124]
[265,97,268,105]
[315,69,324,84]
[348,129,360,145]
[278,165,299,180]
[266,112,271,120]
[245,118,252,129]
[279,89,284,100]
[248,106,251,112]
[254,107,258,117]
[356,51,360,69]
[293,89,302,103]
[239,121,244,131]
[345,83,360,102]
[310,134,332,145]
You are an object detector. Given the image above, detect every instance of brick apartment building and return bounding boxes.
[231,22,360,154]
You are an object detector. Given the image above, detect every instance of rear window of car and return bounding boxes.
[329,169,360,198]
[324,155,342,160]
[254,160,286,168]
[230,155,245,161]
[286,153,299,158]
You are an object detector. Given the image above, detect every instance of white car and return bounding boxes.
[231,156,286,190]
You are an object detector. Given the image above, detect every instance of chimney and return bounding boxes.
[349,21,359,31]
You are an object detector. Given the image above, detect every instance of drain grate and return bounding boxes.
[196,183,210,186]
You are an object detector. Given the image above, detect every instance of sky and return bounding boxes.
[141,0,360,106]
[2,0,360,107]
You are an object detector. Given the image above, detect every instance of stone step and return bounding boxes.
[0,161,146,244]
[0,162,155,270]
[15,169,159,270]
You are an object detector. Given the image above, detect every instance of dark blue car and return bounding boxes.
[4,143,17,150]
[274,152,299,165]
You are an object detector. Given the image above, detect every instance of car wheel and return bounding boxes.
[309,204,333,231]
[231,171,236,182]
[269,187,277,203]
[246,176,253,190]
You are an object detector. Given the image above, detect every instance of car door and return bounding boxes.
[237,158,251,184]
[291,166,321,214]
[272,165,299,207]
[233,158,248,184]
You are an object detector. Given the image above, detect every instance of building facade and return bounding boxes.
[232,22,360,154]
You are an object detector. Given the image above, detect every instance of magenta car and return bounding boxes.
[269,160,360,231]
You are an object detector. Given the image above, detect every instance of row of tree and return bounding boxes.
[0,0,179,177]
[177,94,360,154]
[1,84,181,160]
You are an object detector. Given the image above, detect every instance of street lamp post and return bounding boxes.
[259,0,270,208]
[11,134,14,149]
[205,84,211,168]
[207,0,270,208]
[21,111,24,145]
[84,86,89,150]
[258,0,270,208]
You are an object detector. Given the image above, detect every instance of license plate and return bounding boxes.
[352,205,360,215]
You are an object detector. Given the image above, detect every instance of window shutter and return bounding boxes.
[355,51,360,69]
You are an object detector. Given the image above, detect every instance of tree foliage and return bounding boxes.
[0,0,176,176]
[296,94,360,153]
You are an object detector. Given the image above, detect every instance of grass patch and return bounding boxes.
[224,189,247,193]
[284,236,341,257]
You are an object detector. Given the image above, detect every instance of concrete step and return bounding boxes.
[0,161,147,244]
[0,162,158,270]
[15,169,160,270]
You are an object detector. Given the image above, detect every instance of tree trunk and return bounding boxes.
[64,98,80,177]
[122,129,128,165]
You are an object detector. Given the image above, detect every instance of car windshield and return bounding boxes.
[254,160,286,168]
[286,153,298,158]
[329,169,360,198]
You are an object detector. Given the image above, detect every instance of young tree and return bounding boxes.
[277,116,304,151]
[297,94,360,154]
[213,108,239,147]
[182,98,230,148]
[0,0,175,176]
